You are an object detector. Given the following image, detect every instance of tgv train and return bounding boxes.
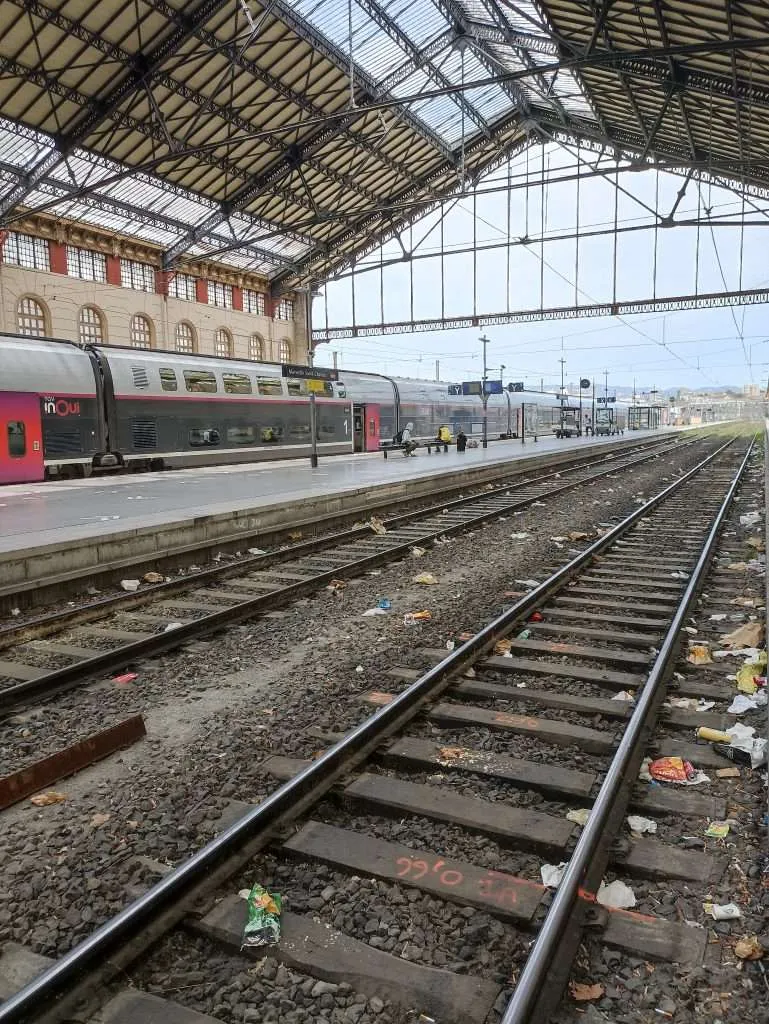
[0,334,568,484]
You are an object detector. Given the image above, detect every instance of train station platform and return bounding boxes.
[0,429,670,593]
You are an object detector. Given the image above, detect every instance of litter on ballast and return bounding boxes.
[142,571,165,584]
[514,578,540,588]
[29,790,67,806]
[247,548,266,556]
[120,579,141,592]
[705,821,730,838]
[627,815,657,835]
[404,610,432,626]
[412,573,439,585]
[687,645,712,665]
[326,579,347,592]
[727,693,767,714]
[378,598,392,610]
[612,690,635,702]
[113,672,138,685]
[510,532,531,540]
[642,756,710,786]
[164,622,184,632]
[716,766,741,778]
[369,516,387,535]
[540,862,567,888]
[735,935,765,960]
[569,982,604,1002]
[719,622,763,649]
[494,638,513,656]
[410,546,427,558]
[666,697,715,711]
[240,883,282,948]
[566,808,591,826]
[739,511,762,527]
[703,902,741,920]
[597,879,636,909]
[362,607,388,616]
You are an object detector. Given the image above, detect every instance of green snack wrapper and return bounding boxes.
[242,883,282,949]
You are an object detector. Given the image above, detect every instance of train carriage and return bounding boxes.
[95,347,354,470]
[0,336,104,483]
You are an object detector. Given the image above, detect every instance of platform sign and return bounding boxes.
[580,378,591,389]
[508,382,524,392]
[462,381,483,396]
[281,363,338,381]
[484,380,503,395]
[306,378,328,393]
[597,395,617,404]
[448,383,463,396]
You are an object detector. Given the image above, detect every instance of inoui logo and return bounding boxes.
[42,396,81,417]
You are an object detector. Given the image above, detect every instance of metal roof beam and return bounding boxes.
[355,0,491,137]
[271,0,458,165]
[0,159,291,270]
[0,0,233,220]
[431,0,531,111]
[376,28,456,95]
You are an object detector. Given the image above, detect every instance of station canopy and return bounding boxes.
[0,0,767,291]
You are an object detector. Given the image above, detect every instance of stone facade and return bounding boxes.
[0,214,308,366]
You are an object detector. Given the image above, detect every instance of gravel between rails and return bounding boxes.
[0,438,752,1024]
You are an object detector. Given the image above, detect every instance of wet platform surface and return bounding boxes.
[0,430,667,556]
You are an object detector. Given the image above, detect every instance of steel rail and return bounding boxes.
[0,434,678,648]
[502,440,755,1024]
[0,437,690,712]
[0,438,738,1024]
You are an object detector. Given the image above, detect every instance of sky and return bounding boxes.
[311,141,769,394]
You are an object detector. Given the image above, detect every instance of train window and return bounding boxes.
[286,379,307,396]
[223,373,252,395]
[227,426,257,445]
[189,428,220,447]
[131,366,150,389]
[7,421,26,458]
[160,368,178,392]
[184,370,217,393]
[256,377,282,396]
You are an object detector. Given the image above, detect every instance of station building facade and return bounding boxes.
[0,215,308,365]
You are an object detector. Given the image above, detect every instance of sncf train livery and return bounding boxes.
[1,333,613,485]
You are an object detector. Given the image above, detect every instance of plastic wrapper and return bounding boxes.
[648,756,695,783]
[241,883,282,949]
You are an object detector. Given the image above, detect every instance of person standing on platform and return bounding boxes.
[456,428,467,453]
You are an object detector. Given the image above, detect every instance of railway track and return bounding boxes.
[0,434,699,713]
[0,434,758,1024]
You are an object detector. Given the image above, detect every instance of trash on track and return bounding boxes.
[240,883,282,948]
[412,573,439,585]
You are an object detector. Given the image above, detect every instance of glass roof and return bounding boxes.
[286,0,594,145]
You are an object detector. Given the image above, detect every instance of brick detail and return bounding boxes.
[232,285,243,311]
[155,269,171,296]
[263,294,274,318]
[106,254,121,286]
[49,240,68,275]
[196,278,208,304]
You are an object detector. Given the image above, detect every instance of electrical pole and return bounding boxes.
[559,356,566,435]
[480,333,490,449]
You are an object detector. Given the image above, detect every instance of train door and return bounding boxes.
[0,392,44,483]
[352,404,365,452]
[365,405,380,451]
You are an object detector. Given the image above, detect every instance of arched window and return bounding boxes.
[78,305,105,344]
[17,296,48,337]
[214,328,233,358]
[130,314,153,349]
[278,338,291,363]
[249,334,264,361]
[175,322,196,354]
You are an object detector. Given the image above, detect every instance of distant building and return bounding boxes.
[0,214,307,364]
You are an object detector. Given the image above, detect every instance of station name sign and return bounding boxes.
[281,364,339,381]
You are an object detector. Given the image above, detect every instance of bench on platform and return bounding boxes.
[381,441,450,459]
